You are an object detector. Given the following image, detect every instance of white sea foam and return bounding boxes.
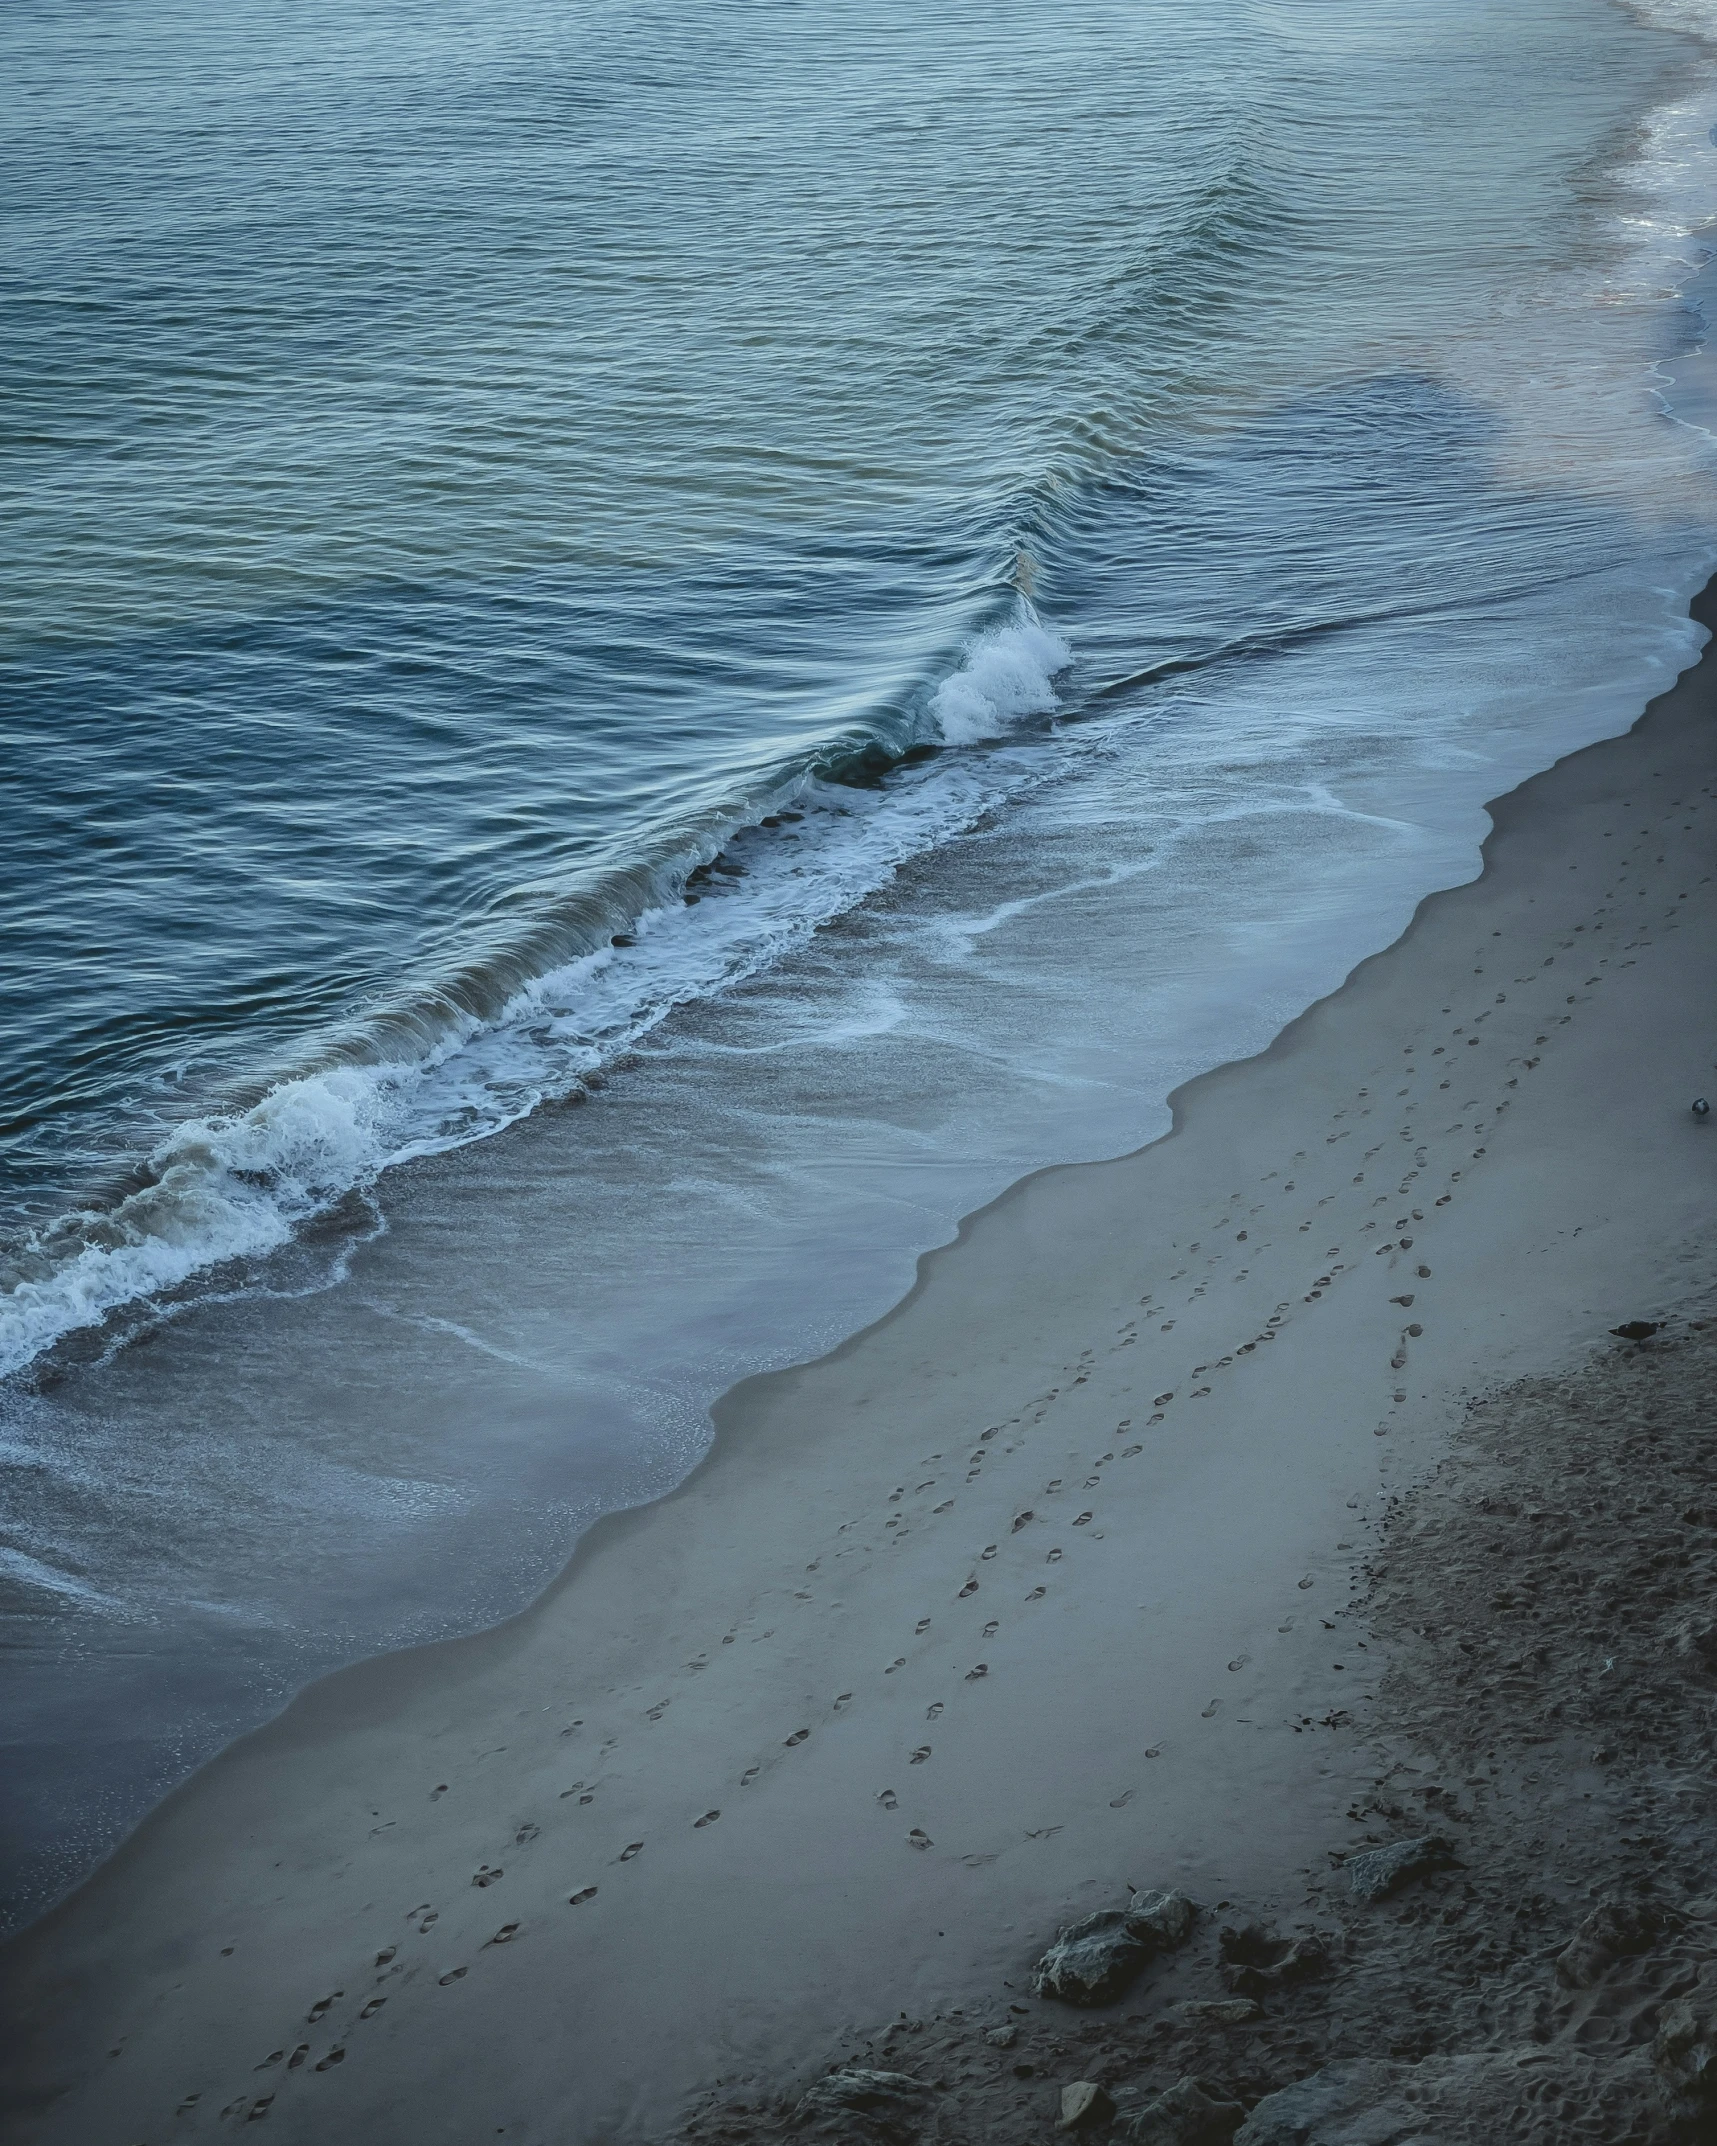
[930,610,1072,745]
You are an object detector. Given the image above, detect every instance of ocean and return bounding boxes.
[3,0,1716,1929]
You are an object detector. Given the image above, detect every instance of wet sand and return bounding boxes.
[3,589,1715,2145]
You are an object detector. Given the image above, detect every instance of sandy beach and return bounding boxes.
[3,585,1715,2144]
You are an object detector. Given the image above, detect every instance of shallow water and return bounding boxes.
[3,0,1717,1925]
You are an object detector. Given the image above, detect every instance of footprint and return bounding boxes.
[926,1701,944,1719]
[1144,1744,1163,1759]
[1122,1445,1142,1458]
[360,1996,388,2017]
[784,1728,810,1746]
[914,1619,931,1634]
[907,1828,933,1850]
[1227,1654,1250,1672]
[1046,1548,1063,1563]
[287,2047,309,2071]
[1298,1576,1314,1590]
[485,1926,519,1948]
[1025,1586,1046,1601]
[740,1766,760,1785]
[833,1692,854,1709]
[307,1995,341,2024]
[430,1784,449,1800]
[256,2052,285,2071]
[1011,1511,1034,1532]
[958,1579,979,1598]
[374,1946,396,1968]
[877,1789,899,1810]
[513,1823,539,1846]
[472,1865,503,1888]
[438,1969,466,1987]
[885,1658,906,1673]
[910,1746,932,1764]
[568,1886,599,1906]
[694,1810,721,1828]
[1073,1512,1093,1527]
[965,1663,989,1681]
[1201,1700,1220,1718]
[933,1500,954,1514]
[1109,1789,1134,1808]
[980,1544,998,1561]
[618,1841,644,1862]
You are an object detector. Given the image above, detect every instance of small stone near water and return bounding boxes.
[792,2068,932,2143]
[1344,1832,1455,1902]
[1120,2074,1244,2144]
[1058,2081,1115,2130]
[1032,1889,1197,2006]
[1178,1999,1262,2025]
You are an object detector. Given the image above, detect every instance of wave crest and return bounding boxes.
[931,611,1072,745]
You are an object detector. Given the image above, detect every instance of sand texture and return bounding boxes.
[2,596,1716,2143]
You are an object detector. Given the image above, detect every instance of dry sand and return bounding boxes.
[3,591,1716,2146]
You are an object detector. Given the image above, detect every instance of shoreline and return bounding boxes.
[3,583,1716,2143]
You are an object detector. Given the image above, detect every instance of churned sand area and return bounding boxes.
[4,592,1717,2145]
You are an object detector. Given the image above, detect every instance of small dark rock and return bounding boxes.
[1344,1834,1455,1903]
[792,2068,932,2143]
[1178,2000,1262,2026]
[1058,2080,1116,2131]
[1231,2059,1414,2144]
[1120,2075,1244,2144]
[1032,1890,1197,2006]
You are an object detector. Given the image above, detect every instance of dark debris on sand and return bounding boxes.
[668,1320,1717,2145]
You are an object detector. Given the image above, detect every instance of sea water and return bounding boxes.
[3,0,1717,1926]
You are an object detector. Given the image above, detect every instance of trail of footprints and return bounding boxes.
[186,780,1713,2126]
